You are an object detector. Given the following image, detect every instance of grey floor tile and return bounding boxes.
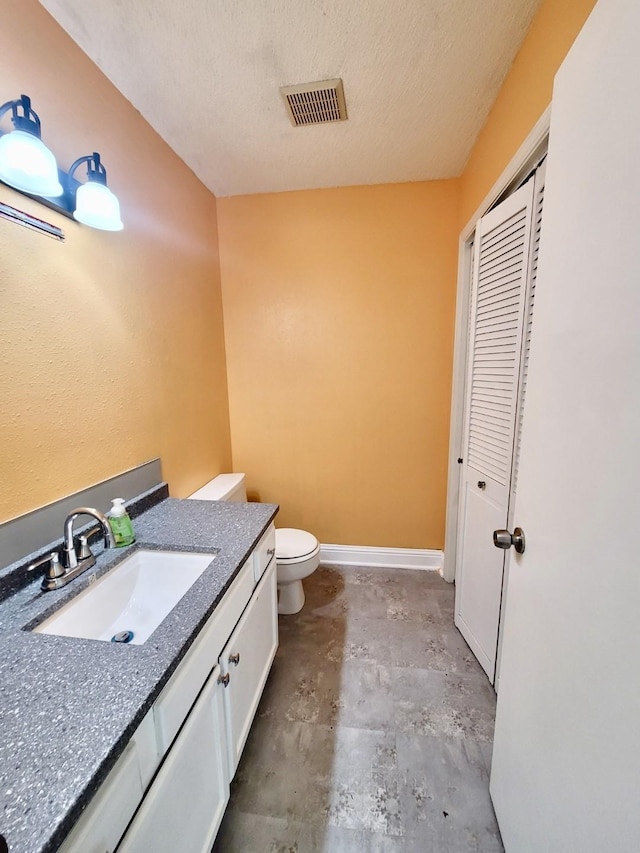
[257,646,343,725]
[397,733,503,851]
[319,615,483,676]
[259,652,397,731]
[328,660,396,731]
[388,667,496,742]
[324,726,400,835]
[229,719,334,823]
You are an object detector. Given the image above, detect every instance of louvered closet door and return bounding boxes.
[454,179,535,683]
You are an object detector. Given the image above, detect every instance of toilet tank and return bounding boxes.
[188,473,247,502]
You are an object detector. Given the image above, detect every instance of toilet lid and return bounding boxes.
[275,528,319,560]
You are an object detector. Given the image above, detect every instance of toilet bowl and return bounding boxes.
[188,474,319,614]
[274,528,320,615]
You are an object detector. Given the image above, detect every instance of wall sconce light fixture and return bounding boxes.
[0,95,63,197]
[0,94,123,231]
[69,153,123,231]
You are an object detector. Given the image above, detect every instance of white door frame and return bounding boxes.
[442,105,551,585]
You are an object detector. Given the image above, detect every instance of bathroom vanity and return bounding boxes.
[0,493,279,853]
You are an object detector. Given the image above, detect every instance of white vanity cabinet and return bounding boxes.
[58,523,277,853]
[219,559,278,776]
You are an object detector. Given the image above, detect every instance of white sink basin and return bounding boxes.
[34,549,216,645]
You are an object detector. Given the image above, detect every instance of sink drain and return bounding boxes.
[111,630,134,644]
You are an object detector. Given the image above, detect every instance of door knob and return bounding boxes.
[493,527,526,554]
[477,481,486,490]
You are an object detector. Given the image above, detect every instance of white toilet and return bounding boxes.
[272,527,320,615]
[188,473,319,614]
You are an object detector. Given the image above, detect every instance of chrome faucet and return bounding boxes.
[63,506,115,569]
[28,506,116,591]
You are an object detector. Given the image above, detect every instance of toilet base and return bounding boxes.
[277,579,305,615]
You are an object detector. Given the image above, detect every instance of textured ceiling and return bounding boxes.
[38,0,541,197]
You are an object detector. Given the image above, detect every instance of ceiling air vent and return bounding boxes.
[280,79,348,127]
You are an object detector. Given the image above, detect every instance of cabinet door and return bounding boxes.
[58,711,157,853]
[220,560,278,777]
[116,665,229,853]
[153,558,254,755]
[58,742,143,853]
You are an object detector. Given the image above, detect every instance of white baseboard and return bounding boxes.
[319,543,443,572]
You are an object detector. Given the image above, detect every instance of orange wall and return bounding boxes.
[218,182,459,549]
[459,0,597,227]
[0,0,231,523]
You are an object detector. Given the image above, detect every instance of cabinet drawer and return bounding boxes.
[117,666,229,853]
[220,559,278,777]
[252,523,276,582]
[154,557,254,754]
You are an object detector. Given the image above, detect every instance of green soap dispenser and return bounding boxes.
[109,498,135,547]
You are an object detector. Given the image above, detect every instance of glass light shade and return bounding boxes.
[73,180,123,231]
[0,129,63,197]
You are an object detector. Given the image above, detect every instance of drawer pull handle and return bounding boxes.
[267,547,275,557]
[217,672,230,687]
[229,652,240,666]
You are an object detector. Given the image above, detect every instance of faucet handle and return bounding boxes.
[76,535,92,560]
[45,552,65,580]
[27,551,65,581]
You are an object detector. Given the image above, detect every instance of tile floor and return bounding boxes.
[213,566,503,852]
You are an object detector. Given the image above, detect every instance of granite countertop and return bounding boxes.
[0,495,278,853]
